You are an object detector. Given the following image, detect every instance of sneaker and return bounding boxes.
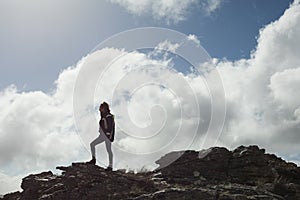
[105,166,112,171]
[87,157,96,165]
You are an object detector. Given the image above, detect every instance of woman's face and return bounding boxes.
[99,106,104,113]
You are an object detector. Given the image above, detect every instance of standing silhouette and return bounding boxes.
[88,102,115,171]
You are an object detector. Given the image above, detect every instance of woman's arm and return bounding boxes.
[99,115,113,136]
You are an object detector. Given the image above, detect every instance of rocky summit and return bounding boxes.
[2,145,300,200]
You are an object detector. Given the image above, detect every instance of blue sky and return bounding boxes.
[0,0,292,91]
[1,0,300,195]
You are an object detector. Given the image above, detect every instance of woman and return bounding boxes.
[88,102,114,171]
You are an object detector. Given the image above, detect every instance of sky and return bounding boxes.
[0,0,299,195]
[0,0,292,91]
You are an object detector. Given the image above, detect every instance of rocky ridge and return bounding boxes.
[2,145,300,199]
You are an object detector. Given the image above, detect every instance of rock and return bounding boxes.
[155,145,300,199]
[2,192,21,200]
[3,145,300,200]
[228,145,274,185]
[156,147,231,185]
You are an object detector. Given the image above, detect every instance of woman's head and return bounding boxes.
[99,102,110,114]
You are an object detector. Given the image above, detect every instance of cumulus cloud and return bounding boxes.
[269,68,300,110]
[0,172,23,195]
[108,0,222,23]
[73,47,210,170]
[187,34,201,47]
[0,65,88,194]
[155,40,180,53]
[215,1,300,156]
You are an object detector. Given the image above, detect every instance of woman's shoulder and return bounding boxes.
[106,112,113,117]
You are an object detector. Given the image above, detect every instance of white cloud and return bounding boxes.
[202,0,222,14]
[79,48,206,166]
[155,40,180,53]
[0,66,84,194]
[0,172,23,194]
[187,34,201,47]
[269,68,300,110]
[215,0,300,154]
[108,0,222,24]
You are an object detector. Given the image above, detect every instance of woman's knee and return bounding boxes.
[90,142,95,148]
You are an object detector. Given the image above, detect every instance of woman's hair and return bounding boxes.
[100,102,110,113]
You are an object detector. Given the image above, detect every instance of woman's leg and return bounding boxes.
[90,134,105,158]
[105,139,113,168]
